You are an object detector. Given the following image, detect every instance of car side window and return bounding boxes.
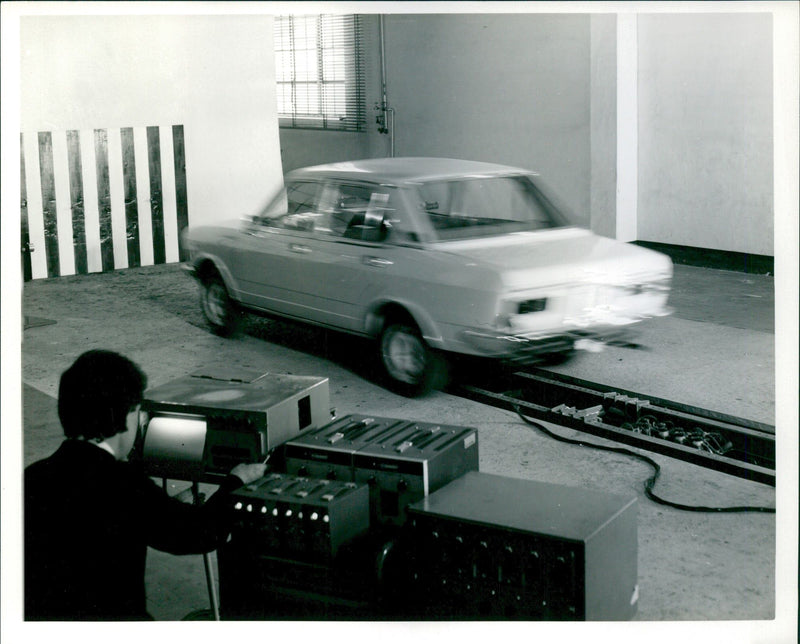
[287,182,318,214]
[331,184,380,238]
[314,183,414,243]
[267,181,325,232]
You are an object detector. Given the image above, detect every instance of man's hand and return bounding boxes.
[230,462,268,485]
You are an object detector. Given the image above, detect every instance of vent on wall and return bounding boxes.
[20,125,189,281]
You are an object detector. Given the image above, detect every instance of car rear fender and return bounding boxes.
[365,299,446,350]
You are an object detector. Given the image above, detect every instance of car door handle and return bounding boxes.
[289,243,312,254]
[363,256,393,267]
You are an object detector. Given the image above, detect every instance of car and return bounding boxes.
[181,157,673,396]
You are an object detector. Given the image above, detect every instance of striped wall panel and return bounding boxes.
[20,125,188,280]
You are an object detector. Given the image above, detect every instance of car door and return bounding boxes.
[235,179,420,332]
[277,181,385,331]
[233,180,329,320]
[286,181,424,333]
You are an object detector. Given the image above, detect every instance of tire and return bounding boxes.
[379,322,447,396]
[199,275,241,337]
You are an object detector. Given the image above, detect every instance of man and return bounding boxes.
[24,349,266,620]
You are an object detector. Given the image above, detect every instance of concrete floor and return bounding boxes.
[12,262,793,640]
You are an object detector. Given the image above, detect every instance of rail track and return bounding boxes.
[452,366,775,487]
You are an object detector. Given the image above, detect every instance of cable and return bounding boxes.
[514,405,775,514]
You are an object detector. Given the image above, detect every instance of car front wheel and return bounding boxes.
[379,323,447,396]
[200,275,240,337]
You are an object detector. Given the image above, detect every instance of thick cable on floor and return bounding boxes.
[514,406,775,514]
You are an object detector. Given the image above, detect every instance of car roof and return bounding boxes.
[285,157,537,185]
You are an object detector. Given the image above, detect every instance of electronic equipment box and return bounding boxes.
[229,473,370,560]
[218,531,386,620]
[141,365,330,481]
[403,471,638,621]
[283,414,479,525]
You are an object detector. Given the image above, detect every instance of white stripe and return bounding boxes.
[133,126,154,266]
[106,128,128,270]
[160,125,180,263]
[22,132,48,280]
[51,131,76,276]
[79,129,102,274]
[616,14,638,243]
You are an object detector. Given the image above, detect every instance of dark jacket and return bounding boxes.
[24,439,242,621]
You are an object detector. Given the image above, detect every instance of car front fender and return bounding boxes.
[191,252,242,302]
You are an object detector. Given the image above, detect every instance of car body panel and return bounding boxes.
[182,158,673,362]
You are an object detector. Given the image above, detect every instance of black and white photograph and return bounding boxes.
[1,1,797,643]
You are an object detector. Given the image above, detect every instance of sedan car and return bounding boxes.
[182,157,673,395]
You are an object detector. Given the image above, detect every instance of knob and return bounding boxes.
[310,512,319,521]
[397,479,408,492]
[234,502,243,510]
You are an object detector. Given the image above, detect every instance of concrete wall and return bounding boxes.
[21,15,283,230]
[637,13,773,255]
[280,13,597,227]
[279,11,775,257]
[382,13,592,226]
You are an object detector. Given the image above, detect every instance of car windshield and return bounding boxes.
[415,174,571,241]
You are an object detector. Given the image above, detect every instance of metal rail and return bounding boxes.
[453,367,775,487]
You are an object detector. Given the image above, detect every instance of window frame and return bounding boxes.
[274,14,366,132]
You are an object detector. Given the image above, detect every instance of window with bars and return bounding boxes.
[274,14,366,131]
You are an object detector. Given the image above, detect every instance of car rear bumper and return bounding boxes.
[458,298,673,361]
[458,324,643,362]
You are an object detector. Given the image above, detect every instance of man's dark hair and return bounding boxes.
[58,350,148,440]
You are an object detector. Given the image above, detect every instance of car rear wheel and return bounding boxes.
[379,322,447,396]
[200,275,240,337]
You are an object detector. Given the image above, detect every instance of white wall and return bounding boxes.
[383,13,593,226]
[590,14,618,239]
[21,14,282,230]
[637,13,773,255]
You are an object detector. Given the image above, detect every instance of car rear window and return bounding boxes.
[416,175,570,240]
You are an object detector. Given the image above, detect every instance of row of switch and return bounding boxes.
[233,501,330,523]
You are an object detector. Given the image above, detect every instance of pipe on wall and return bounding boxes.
[378,15,395,157]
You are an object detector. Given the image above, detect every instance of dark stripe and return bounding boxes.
[67,130,88,274]
[21,133,32,282]
[94,129,115,272]
[37,131,60,278]
[633,241,774,275]
[120,127,140,267]
[146,126,166,264]
[172,125,189,260]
